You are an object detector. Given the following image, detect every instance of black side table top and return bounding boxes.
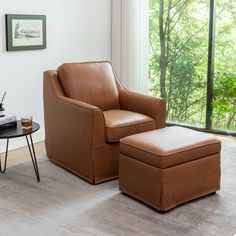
[0,120,40,139]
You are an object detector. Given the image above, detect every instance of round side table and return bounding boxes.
[0,120,40,182]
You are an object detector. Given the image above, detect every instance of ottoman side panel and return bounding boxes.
[119,154,162,210]
[162,153,221,211]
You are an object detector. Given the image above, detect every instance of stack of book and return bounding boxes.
[0,114,17,130]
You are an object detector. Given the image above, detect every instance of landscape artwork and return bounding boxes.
[12,19,43,47]
[6,14,46,51]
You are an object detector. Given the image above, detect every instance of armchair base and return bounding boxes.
[46,141,119,184]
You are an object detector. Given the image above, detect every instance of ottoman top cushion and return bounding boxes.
[120,126,221,168]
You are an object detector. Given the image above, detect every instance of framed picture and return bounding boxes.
[5,14,46,51]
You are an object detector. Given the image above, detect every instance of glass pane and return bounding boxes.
[213,0,236,132]
[149,0,209,127]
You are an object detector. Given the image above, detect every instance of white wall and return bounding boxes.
[0,0,112,151]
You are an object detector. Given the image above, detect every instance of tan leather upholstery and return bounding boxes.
[103,110,155,142]
[43,61,166,184]
[58,62,120,111]
[120,126,221,168]
[119,127,221,211]
[119,90,166,129]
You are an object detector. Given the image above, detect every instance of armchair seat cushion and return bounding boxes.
[103,110,155,142]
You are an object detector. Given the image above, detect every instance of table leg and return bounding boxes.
[0,138,9,173]
[25,134,40,182]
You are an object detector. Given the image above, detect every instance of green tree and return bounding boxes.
[213,0,236,131]
[149,0,208,126]
[149,0,236,131]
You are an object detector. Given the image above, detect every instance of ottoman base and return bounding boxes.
[119,153,220,212]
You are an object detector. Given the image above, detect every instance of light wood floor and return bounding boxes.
[1,134,235,168]
[0,141,46,168]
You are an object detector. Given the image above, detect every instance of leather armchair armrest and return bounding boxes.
[57,96,106,148]
[43,71,106,149]
[119,90,166,129]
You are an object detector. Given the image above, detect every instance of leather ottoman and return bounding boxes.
[119,126,221,211]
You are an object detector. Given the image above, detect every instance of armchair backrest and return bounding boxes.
[58,61,120,111]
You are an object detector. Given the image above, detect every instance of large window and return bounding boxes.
[149,0,236,133]
[213,0,236,131]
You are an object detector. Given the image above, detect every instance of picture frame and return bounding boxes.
[5,14,46,51]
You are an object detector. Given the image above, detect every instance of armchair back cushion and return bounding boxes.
[58,62,120,111]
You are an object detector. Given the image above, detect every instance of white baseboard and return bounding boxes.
[0,129,45,152]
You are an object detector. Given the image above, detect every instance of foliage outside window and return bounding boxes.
[149,0,236,132]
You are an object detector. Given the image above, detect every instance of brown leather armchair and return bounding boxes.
[43,61,166,184]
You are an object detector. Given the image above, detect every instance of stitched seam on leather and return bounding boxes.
[120,152,162,170]
[58,66,70,97]
[106,121,155,141]
[120,152,219,170]
[57,93,99,111]
[106,119,154,128]
[160,185,164,211]
[49,74,93,111]
[48,71,66,96]
[120,141,221,157]
[92,112,96,182]
[53,71,103,110]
